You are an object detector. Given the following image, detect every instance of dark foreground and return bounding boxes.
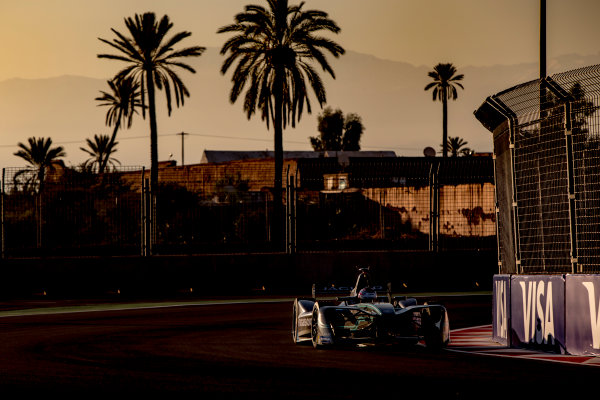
[0,295,595,398]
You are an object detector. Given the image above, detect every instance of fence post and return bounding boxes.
[565,123,581,274]
[265,190,270,243]
[492,154,502,274]
[151,187,156,255]
[1,168,4,260]
[286,170,296,254]
[429,160,439,252]
[486,97,522,274]
[293,173,297,253]
[36,192,42,250]
[563,101,579,273]
[545,78,579,274]
[141,169,150,257]
[507,115,523,274]
[141,176,146,257]
[379,190,385,240]
[565,101,582,274]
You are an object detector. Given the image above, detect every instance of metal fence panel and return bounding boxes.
[2,166,143,257]
[1,157,495,257]
[513,109,571,273]
[476,64,600,274]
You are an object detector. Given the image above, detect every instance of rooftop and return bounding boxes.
[200,150,397,164]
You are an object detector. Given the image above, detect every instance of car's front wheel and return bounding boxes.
[292,299,299,344]
[311,303,321,349]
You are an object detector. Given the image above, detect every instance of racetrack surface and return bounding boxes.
[0,294,596,398]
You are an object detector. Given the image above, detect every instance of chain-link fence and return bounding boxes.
[1,166,144,257]
[1,156,495,258]
[475,64,600,274]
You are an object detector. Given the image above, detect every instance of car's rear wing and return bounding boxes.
[312,283,392,301]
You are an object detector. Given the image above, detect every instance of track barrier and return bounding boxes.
[493,273,600,356]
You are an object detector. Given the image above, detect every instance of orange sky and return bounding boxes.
[1,0,600,81]
[1,0,600,168]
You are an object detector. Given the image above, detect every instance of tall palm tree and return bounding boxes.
[98,12,205,191]
[80,134,121,173]
[95,77,143,173]
[14,137,66,193]
[425,63,464,158]
[218,0,344,242]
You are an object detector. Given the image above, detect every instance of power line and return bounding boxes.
[0,131,423,152]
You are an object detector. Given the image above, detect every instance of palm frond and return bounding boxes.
[218,0,344,129]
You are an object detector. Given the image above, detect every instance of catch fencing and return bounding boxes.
[475,64,600,274]
[1,156,495,258]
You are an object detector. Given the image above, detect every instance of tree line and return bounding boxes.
[12,0,469,197]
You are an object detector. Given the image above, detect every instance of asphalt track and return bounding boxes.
[0,294,596,399]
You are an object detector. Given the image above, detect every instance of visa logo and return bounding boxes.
[519,281,555,345]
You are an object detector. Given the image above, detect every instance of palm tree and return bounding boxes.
[425,63,464,158]
[441,136,472,157]
[218,0,344,242]
[98,12,205,191]
[14,137,66,248]
[81,134,121,173]
[95,77,143,173]
[14,137,66,193]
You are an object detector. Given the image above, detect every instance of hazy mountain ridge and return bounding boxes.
[2,48,600,168]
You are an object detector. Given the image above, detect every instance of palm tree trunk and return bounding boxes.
[100,122,120,173]
[146,69,159,254]
[273,66,284,250]
[442,90,448,158]
[146,69,159,191]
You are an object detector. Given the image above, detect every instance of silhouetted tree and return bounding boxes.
[98,12,205,191]
[425,63,464,158]
[440,136,472,157]
[95,77,143,173]
[218,0,344,243]
[81,134,121,172]
[310,107,364,151]
[13,137,66,193]
[556,82,598,139]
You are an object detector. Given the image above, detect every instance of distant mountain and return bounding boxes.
[1,48,600,169]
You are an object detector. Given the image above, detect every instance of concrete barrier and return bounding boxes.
[493,273,600,356]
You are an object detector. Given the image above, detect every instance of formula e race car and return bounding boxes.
[292,267,450,349]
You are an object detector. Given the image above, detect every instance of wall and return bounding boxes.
[0,250,496,299]
[363,183,496,237]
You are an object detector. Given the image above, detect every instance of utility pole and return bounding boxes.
[178,131,189,166]
[540,0,546,79]
[540,0,547,118]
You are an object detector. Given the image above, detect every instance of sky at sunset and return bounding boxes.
[2,0,600,167]
[2,0,600,80]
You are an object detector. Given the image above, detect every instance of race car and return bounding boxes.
[292,267,450,349]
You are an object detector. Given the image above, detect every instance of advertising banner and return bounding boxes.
[510,275,565,353]
[492,275,511,346]
[565,275,600,356]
